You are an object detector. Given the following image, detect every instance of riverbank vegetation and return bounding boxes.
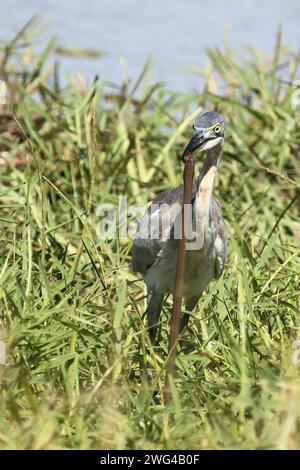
[0,19,299,449]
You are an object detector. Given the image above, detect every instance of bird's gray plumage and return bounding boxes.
[131,111,227,340]
[195,111,225,129]
[131,184,190,275]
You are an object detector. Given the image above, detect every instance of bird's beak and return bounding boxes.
[180,129,207,162]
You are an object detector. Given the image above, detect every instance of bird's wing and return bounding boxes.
[211,198,227,278]
[131,184,197,274]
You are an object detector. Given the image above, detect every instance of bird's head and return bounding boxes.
[181,111,225,161]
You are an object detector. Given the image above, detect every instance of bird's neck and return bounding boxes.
[196,143,222,192]
[193,144,223,247]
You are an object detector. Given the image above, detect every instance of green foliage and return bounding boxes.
[0,22,299,449]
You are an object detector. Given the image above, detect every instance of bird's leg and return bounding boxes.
[146,290,164,342]
[180,295,200,332]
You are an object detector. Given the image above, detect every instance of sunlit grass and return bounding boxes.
[0,20,299,449]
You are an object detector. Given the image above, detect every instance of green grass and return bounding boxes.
[0,21,300,449]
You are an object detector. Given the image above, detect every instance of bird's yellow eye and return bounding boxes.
[213,124,221,134]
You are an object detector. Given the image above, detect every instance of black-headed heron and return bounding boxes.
[131,111,227,341]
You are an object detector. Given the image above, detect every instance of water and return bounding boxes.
[2,0,300,91]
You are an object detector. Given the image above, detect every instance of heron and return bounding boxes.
[131,111,227,341]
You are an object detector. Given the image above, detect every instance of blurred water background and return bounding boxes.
[1,0,300,90]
